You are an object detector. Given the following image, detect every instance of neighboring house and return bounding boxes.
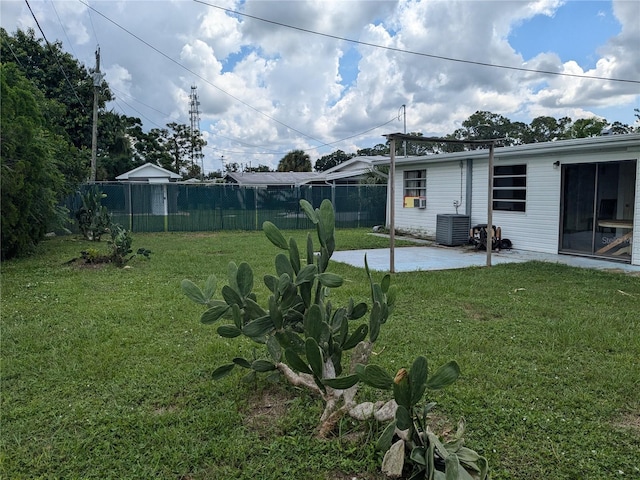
[323,156,388,184]
[116,163,182,216]
[223,156,386,187]
[373,133,640,266]
[224,171,319,187]
[115,163,182,183]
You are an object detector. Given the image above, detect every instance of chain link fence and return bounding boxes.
[66,183,387,233]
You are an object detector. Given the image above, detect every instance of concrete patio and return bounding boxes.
[332,239,640,274]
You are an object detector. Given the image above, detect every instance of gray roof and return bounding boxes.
[225,171,320,186]
[224,157,380,186]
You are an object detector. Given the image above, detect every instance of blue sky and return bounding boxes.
[2,0,638,172]
[509,1,621,70]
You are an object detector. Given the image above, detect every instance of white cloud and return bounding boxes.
[1,0,637,173]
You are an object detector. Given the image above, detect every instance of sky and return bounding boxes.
[2,0,639,173]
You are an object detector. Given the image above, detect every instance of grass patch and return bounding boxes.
[2,229,639,479]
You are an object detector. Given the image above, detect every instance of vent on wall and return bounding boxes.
[436,214,470,246]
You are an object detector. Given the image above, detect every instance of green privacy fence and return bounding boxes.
[67,183,387,233]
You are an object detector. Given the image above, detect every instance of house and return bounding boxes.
[223,156,385,187]
[373,133,640,266]
[115,163,182,183]
[224,171,319,187]
[323,156,388,184]
[115,163,182,217]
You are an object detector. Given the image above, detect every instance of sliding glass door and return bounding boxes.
[560,160,635,261]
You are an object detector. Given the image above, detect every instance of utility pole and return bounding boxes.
[90,46,103,183]
[402,104,407,157]
[189,85,203,179]
[398,104,407,157]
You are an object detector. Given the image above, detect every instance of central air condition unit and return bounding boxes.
[436,214,470,246]
[418,197,427,209]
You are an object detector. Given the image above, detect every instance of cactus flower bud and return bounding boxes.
[394,368,408,384]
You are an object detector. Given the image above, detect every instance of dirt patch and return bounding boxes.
[613,412,640,432]
[152,405,178,416]
[242,385,292,438]
[462,303,494,321]
[64,258,111,270]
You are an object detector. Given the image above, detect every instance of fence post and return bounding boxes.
[254,187,259,230]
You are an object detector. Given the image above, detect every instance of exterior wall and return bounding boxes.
[390,136,640,265]
[392,161,467,237]
[470,156,561,254]
[630,156,639,266]
[472,146,640,260]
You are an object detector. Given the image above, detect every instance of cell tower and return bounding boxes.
[188,85,203,177]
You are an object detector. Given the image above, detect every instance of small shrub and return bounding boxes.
[75,186,111,241]
[73,224,150,267]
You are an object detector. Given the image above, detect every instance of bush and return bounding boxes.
[75,186,112,241]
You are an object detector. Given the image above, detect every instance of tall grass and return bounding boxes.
[1,229,638,479]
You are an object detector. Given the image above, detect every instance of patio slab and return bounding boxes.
[332,244,640,274]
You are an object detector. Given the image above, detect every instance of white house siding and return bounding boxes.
[480,156,561,255]
[631,156,639,266]
[387,135,640,265]
[471,146,640,259]
[392,162,467,236]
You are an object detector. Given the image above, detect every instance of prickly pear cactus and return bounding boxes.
[358,357,490,480]
[182,199,396,431]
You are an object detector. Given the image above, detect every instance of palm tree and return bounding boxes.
[277,150,311,172]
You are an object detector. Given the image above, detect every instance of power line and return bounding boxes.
[49,0,79,61]
[77,0,327,147]
[24,0,87,111]
[109,86,172,117]
[194,0,640,86]
[75,0,413,158]
[5,41,25,68]
[85,0,100,46]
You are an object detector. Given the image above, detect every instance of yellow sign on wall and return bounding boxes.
[403,196,426,208]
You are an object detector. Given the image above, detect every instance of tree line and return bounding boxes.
[270,110,638,174]
[1,28,207,258]
[309,110,639,172]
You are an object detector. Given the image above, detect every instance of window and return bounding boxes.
[493,164,526,212]
[404,170,426,197]
[403,170,426,208]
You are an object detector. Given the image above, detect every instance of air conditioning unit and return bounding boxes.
[436,214,470,246]
[417,197,427,209]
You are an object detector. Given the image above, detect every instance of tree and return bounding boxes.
[277,149,311,172]
[133,122,206,176]
[1,28,111,152]
[1,64,66,259]
[397,132,443,156]
[356,144,389,156]
[568,117,608,138]
[246,164,273,172]
[314,150,354,172]
[607,121,633,135]
[524,116,572,143]
[96,111,145,180]
[459,111,516,148]
[224,162,240,173]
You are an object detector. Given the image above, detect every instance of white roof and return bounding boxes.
[115,163,182,181]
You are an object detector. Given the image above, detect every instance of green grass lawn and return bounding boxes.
[2,229,639,479]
